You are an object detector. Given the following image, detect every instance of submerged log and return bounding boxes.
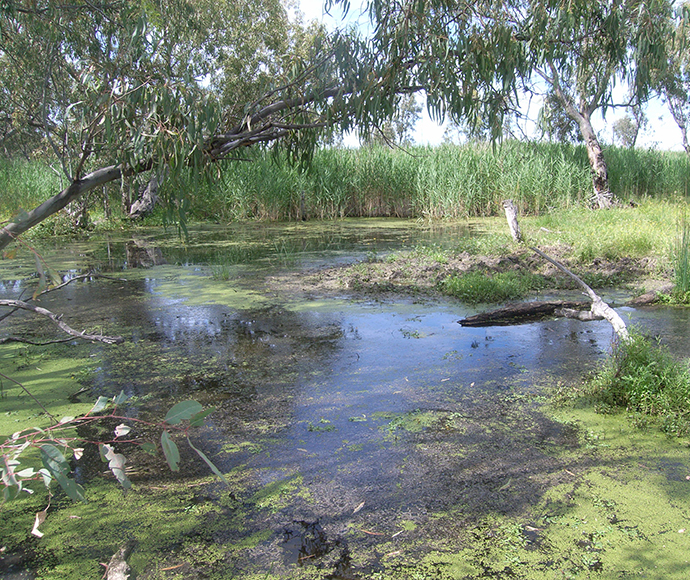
[459,300,590,327]
[106,540,137,580]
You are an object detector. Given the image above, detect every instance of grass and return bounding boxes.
[440,270,545,303]
[586,330,690,436]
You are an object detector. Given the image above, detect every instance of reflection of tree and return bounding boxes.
[125,239,167,269]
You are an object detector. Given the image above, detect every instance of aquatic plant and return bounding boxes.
[587,330,690,436]
[440,270,545,304]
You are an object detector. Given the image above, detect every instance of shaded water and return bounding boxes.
[2,219,690,578]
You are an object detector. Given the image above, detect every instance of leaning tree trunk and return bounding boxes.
[578,113,615,209]
[0,164,124,252]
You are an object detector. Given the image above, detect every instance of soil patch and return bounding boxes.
[266,245,668,303]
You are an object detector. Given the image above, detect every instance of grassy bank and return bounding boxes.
[2,142,689,226]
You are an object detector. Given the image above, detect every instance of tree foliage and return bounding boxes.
[328,0,674,207]
[0,0,404,251]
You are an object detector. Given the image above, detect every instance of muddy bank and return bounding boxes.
[265,243,669,303]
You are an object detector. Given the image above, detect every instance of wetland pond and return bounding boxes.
[2,219,690,579]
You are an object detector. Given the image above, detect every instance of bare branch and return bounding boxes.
[0,299,125,344]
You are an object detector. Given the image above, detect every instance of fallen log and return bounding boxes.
[459,300,590,327]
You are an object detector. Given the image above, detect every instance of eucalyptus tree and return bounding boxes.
[328,0,673,209]
[662,5,690,156]
[0,0,392,251]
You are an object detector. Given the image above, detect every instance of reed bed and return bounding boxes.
[1,142,688,223]
[0,158,62,219]
[183,141,690,222]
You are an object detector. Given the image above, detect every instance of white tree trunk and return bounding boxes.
[502,199,522,242]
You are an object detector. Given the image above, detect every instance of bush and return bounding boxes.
[587,331,690,436]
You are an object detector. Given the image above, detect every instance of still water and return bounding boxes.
[1,219,689,578]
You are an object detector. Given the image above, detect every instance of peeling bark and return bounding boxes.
[579,116,615,209]
[502,199,522,242]
[128,174,160,219]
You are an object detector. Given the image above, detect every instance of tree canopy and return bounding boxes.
[0,0,404,250]
[328,0,674,207]
[0,0,681,251]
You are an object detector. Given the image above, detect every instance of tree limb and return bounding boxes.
[0,299,125,344]
[529,246,628,340]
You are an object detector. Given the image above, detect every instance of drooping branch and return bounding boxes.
[0,299,125,344]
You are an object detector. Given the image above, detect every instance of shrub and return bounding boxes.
[587,331,690,436]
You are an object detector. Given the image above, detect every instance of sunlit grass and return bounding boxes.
[440,270,545,304]
[526,200,680,268]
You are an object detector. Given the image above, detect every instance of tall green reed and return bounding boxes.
[673,212,690,301]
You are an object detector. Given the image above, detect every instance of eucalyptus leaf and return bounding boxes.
[114,424,131,438]
[112,390,129,406]
[161,430,180,472]
[140,442,157,455]
[164,400,203,425]
[189,407,215,427]
[90,396,110,414]
[186,436,229,487]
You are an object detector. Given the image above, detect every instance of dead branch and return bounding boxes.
[0,336,73,345]
[106,540,137,580]
[459,300,589,326]
[529,246,628,340]
[499,200,628,339]
[0,299,124,344]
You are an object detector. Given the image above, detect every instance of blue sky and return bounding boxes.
[296,0,683,151]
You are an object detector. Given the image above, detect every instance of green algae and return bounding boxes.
[251,472,312,513]
[0,342,94,440]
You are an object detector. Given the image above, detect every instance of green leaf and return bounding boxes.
[90,396,110,414]
[164,400,203,425]
[186,436,229,487]
[54,472,86,502]
[161,430,180,471]
[3,486,19,502]
[112,390,129,406]
[189,407,215,427]
[40,445,85,501]
[40,444,70,476]
[47,267,62,287]
[139,442,157,455]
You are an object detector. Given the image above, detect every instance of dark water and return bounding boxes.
[2,219,689,578]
